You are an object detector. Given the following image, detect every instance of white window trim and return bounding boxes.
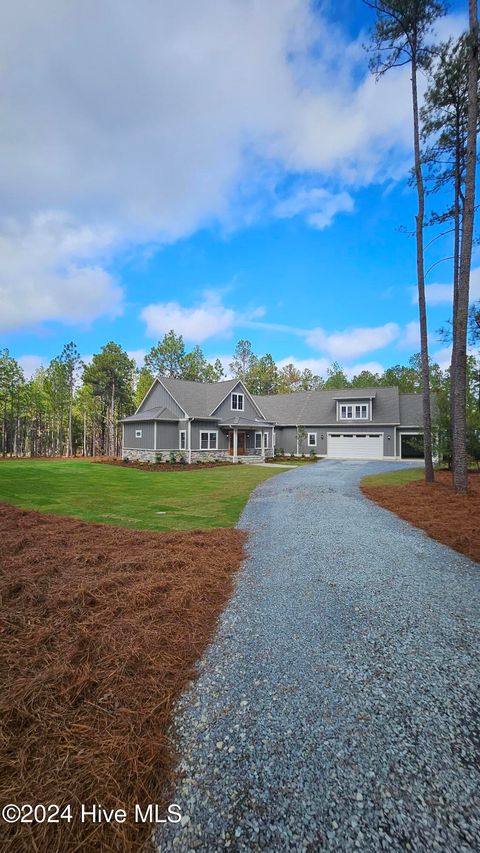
[263,432,269,449]
[200,430,218,450]
[354,404,369,420]
[338,401,370,421]
[231,392,244,412]
[135,429,143,438]
[307,432,317,446]
[255,431,262,449]
[179,429,186,450]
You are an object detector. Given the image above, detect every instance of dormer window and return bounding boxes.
[339,402,369,420]
[231,392,244,411]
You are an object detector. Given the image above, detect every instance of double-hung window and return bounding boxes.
[263,432,269,449]
[340,404,353,420]
[355,404,368,419]
[308,432,317,446]
[200,431,217,450]
[231,392,244,411]
[255,432,262,450]
[179,430,186,450]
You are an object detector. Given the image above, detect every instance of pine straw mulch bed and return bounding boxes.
[362,470,480,565]
[0,504,246,853]
[265,456,318,464]
[92,457,232,472]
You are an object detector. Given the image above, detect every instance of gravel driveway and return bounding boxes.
[155,460,480,852]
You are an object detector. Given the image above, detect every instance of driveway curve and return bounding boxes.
[156,460,480,852]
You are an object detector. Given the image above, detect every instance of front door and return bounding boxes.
[228,430,246,455]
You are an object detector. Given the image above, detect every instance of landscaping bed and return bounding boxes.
[362,470,480,564]
[266,455,319,464]
[0,503,246,853]
[93,456,231,472]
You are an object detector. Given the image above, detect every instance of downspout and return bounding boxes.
[296,425,299,456]
[188,418,192,464]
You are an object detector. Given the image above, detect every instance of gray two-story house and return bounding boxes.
[122,376,426,462]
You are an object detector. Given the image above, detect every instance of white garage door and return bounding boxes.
[327,433,384,459]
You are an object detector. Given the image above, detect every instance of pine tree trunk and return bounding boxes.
[109,380,115,456]
[411,54,435,482]
[452,0,478,495]
[449,124,462,469]
[68,392,73,457]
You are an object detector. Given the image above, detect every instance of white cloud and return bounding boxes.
[397,320,420,350]
[17,355,44,379]
[0,213,122,331]
[141,291,236,343]
[0,0,425,245]
[127,349,147,368]
[306,322,399,360]
[412,267,480,306]
[274,188,354,229]
[276,356,385,379]
[431,345,452,371]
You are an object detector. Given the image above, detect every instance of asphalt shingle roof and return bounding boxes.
[158,377,242,417]
[254,387,401,425]
[127,378,424,427]
[122,406,178,422]
[399,394,424,425]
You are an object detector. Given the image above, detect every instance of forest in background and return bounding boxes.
[1,318,479,461]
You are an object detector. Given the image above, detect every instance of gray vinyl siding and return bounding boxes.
[274,427,297,455]
[155,421,181,450]
[191,420,228,450]
[211,382,264,421]
[124,421,155,449]
[139,379,185,417]
[383,427,395,456]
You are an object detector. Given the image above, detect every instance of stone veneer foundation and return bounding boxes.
[122,448,273,464]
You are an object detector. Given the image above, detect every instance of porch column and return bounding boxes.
[233,427,238,462]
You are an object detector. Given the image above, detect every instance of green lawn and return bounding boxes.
[0,460,286,531]
[362,467,425,488]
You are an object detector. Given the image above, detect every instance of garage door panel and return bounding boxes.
[327,433,383,459]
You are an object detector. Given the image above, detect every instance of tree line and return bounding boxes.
[365,0,479,494]
[1,324,479,460]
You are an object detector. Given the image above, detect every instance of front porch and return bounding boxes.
[219,421,275,463]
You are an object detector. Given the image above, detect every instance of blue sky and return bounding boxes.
[1,0,475,379]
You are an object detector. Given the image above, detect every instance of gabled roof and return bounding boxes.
[158,376,241,418]
[254,387,401,425]
[121,406,178,423]
[218,415,274,427]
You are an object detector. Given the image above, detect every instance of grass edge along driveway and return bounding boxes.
[0,459,285,531]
